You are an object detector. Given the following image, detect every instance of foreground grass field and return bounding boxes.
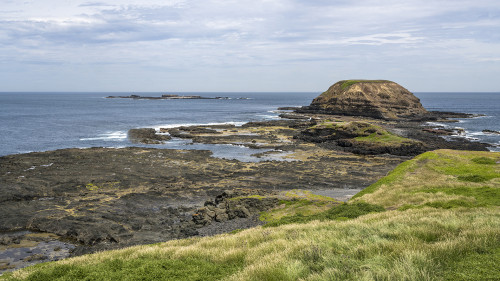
[2,149,499,281]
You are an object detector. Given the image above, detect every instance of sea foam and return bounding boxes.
[80,131,127,141]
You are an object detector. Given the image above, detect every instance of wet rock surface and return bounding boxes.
[389,119,490,151]
[128,128,171,144]
[0,231,75,274]
[0,142,402,261]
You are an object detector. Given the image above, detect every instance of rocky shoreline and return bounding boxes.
[1,110,491,273]
[1,80,493,274]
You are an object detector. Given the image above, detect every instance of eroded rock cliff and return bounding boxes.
[307,80,428,120]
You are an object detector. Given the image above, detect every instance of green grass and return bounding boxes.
[351,150,500,208]
[263,202,385,228]
[5,208,498,281]
[340,80,390,90]
[309,121,418,145]
[259,190,340,223]
[351,157,415,200]
[283,189,339,202]
[228,195,266,201]
[431,155,498,182]
[404,186,500,209]
[6,256,243,281]
[3,149,499,281]
[439,246,500,280]
[354,132,414,144]
[472,156,497,165]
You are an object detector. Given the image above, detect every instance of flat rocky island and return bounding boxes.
[106,94,241,100]
[0,80,492,274]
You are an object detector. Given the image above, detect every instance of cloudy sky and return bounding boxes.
[1,0,499,92]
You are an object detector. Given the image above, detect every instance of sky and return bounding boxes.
[1,0,499,92]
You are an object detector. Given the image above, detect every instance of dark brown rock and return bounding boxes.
[297,121,426,156]
[422,128,455,135]
[228,205,251,219]
[336,138,426,156]
[23,254,48,262]
[214,208,229,222]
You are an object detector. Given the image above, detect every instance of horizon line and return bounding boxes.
[1,91,500,94]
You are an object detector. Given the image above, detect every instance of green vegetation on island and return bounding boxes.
[309,79,429,120]
[2,149,499,280]
[309,120,416,144]
[302,120,424,155]
[340,80,391,90]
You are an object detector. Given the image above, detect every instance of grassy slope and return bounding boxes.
[351,149,500,209]
[3,150,499,281]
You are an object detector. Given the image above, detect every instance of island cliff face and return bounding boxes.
[308,80,428,120]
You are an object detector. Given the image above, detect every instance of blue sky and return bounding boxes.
[1,0,499,92]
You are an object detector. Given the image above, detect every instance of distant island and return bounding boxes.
[106,94,249,100]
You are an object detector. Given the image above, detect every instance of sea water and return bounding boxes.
[418,92,500,151]
[0,92,499,160]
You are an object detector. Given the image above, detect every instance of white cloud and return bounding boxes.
[0,0,499,91]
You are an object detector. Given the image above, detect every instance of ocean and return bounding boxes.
[0,92,499,160]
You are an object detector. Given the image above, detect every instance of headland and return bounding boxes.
[1,80,497,276]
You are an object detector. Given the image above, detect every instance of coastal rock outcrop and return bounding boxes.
[0,146,402,261]
[303,80,428,120]
[128,128,171,144]
[298,120,426,156]
[192,190,280,226]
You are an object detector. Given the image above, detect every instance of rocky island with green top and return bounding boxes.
[1,80,498,280]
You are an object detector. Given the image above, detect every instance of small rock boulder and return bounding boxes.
[192,207,215,226]
[214,208,229,222]
[23,254,48,262]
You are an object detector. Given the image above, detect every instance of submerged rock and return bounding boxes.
[303,80,428,120]
[483,129,500,135]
